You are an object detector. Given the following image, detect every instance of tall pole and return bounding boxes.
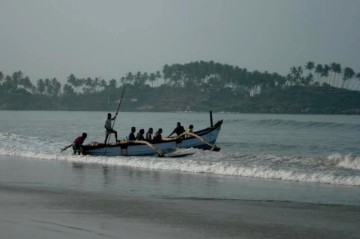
[111,86,126,130]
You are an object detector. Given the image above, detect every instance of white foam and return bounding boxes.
[330,153,360,170]
[1,133,359,186]
[41,152,360,186]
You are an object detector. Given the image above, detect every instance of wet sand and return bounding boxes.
[1,182,359,239]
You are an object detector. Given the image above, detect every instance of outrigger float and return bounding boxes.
[82,112,223,157]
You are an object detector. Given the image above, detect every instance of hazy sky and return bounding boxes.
[1,0,359,83]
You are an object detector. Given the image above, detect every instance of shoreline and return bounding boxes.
[0,155,359,238]
[1,182,359,239]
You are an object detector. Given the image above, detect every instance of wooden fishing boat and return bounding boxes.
[81,118,223,157]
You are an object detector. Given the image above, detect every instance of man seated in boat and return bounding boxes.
[136,129,145,141]
[185,124,194,137]
[104,113,118,144]
[128,126,136,141]
[153,128,163,143]
[146,128,153,142]
[167,122,185,138]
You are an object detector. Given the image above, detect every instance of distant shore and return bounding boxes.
[1,62,360,114]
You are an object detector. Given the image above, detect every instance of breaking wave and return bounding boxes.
[226,118,360,131]
[0,132,358,187]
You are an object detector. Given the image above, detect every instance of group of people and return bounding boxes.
[104,113,194,144]
[127,122,194,143]
[167,122,193,138]
[127,126,163,143]
[69,113,194,154]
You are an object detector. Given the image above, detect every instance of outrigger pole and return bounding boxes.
[132,140,165,157]
[179,131,220,151]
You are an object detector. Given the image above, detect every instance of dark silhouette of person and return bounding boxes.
[168,122,185,137]
[153,128,163,143]
[104,113,118,144]
[72,132,87,154]
[128,126,136,141]
[136,129,145,141]
[146,128,153,141]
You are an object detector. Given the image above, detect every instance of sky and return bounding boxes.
[0,0,359,83]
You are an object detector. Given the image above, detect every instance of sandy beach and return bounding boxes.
[1,159,359,239]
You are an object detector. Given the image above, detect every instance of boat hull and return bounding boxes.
[82,120,223,156]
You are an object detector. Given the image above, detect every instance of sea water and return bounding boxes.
[0,110,359,206]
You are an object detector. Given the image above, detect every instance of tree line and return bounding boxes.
[288,62,360,90]
[0,60,359,112]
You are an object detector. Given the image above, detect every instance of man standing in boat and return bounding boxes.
[104,113,118,144]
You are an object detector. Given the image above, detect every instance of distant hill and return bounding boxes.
[224,86,360,114]
[1,61,359,114]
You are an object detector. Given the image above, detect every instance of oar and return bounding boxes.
[179,132,221,151]
[61,144,72,152]
[131,140,165,157]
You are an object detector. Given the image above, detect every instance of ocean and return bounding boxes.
[0,111,359,238]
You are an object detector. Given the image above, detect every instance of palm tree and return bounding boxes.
[142,72,149,86]
[341,67,355,89]
[108,79,117,89]
[21,76,35,93]
[67,74,82,92]
[302,73,314,86]
[305,61,315,72]
[44,78,50,95]
[0,71,4,84]
[100,79,107,90]
[93,77,100,92]
[120,76,126,85]
[149,73,156,87]
[304,61,314,86]
[155,71,162,86]
[125,72,134,85]
[314,64,323,86]
[356,73,360,91]
[36,79,46,94]
[321,64,330,86]
[351,72,360,91]
[50,78,61,97]
[63,84,75,96]
[9,71,23,91]
[331,63,342,88]
[288,66,303,86]
[330,62,339,87]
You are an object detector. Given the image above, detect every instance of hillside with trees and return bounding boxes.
[0,61,359,114]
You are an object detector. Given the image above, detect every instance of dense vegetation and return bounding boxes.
[1,61,359,114]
